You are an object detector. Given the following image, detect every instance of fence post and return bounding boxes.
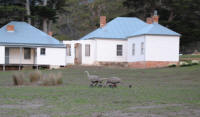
[3,65,5,71]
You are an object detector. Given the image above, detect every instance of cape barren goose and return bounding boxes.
[85,71,101,87]
[106,77,121,88]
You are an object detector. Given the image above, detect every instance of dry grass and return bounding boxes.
[12,72,24,86]
[12,71,63,86]
[40,72,63,86]
[29,71,42,83]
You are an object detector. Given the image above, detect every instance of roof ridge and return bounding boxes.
[80,17,180,40]
[0,21,63,46]
[116,17,139,19]
[10,21,59,40]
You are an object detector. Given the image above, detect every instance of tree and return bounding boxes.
[43,0,48,33]
[53,0,127,40]
[0,0,26,26]
[47,0,66,32]
[26,0,31,24]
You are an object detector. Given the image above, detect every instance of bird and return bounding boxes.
[85,71,100,86]
[106,77,121,88]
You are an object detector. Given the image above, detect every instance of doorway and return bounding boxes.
[5,48,9,64]
[74,43,82,64]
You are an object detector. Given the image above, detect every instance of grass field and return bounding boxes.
[180,54,200,59]
[0,65,200,117]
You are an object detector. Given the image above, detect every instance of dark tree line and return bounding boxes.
[0,0,65,33]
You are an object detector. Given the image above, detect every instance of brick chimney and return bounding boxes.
[48,31,53,36]
[6,25,14,32]
[100,16,106,28]
[146,17,153,24]
[152,10,159,23]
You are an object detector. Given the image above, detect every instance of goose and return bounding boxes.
[85,71,100,86]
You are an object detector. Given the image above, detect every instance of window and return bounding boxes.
[132,43,135,56]
[66,44,71,56]
[85,44,90,56]
[117,45,123,56]
[24,48,31,59]
[141,42,144,55]
[40,48,46,55]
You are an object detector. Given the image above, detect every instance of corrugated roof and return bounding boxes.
[0,21,64,47]
[131,23,181,37]
[80,17,180,40]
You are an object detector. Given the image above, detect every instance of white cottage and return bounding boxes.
[64,13,181,68]
[0,21,66,70]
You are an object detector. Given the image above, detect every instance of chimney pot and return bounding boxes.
[152,15,159,23]
[154,10,158,16]
[100,16,106,28]
[48,31,53,36]
[6,25,14,32]
[152,10,159,23]
[146,17,153,24]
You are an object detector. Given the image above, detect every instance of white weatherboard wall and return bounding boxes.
[96,39,127,62]
[63,41,76,65]
[127,36,145,62]
[0,46,5,64]
[81,40,96,65]
[63,40,96,65]
[145,35,180,61]
[9,48,35,64]
[36,47,66,66]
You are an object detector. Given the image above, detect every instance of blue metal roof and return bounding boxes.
[0,21,64,47]
[80,17,180,40]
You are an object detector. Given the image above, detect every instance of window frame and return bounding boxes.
[117,44,123,56]
[40,48,46,55]
[132,43,135,56]
[85,44,90,57]
[141,42,144,55]
[24,48,31,60]
[66,44,71,56]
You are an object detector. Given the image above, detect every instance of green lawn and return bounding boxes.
[180,54,200,58]
[0,66,200,117]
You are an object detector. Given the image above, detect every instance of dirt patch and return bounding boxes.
[103,111,162,117]
[30,114,50,117]
[129,104,182,110]
[0,100,44,109]
[102,104,200,117]
[103,109,200,117]
[0,103,43,109]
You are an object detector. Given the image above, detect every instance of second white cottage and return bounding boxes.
[63,12,181,68]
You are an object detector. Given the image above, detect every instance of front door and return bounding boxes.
[5,48,9,64]
[74,43,82,64]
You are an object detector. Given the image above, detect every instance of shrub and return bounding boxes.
[29,71,42,83]
[54,72,63,85]
[191,60,199,65]
[12,72,24,86]
[12,71,63,86]
[40,74,52,86]
[40,72,63,86]
[180,61,191,67]
[168,64,176,67]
